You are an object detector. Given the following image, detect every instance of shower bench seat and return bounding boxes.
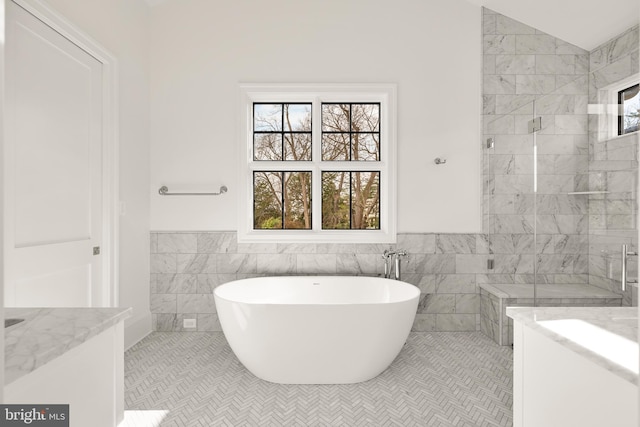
[479,283,622,346]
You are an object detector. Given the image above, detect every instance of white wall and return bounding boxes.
[43,0,151,347]
[150,0,482,234]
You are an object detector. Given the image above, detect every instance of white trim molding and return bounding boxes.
[238,83,397,244]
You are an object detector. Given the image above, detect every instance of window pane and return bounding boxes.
[351,172,380,230]
[322,104,350,132]
[322,133,350,161]
[322,172,350,229]
[254,133,282,161]
[620,84,639,135]
[284,172,312,229]
[284,133,312,161]
[351,133,379,161]
[254,104,282,131]
[283,104,311,132]
[254,172,282,229]
[351,104,380,132]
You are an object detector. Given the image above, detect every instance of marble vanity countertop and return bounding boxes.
[507,307,638,385]
[4,307,131,385]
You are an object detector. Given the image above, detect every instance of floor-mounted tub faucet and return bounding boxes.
[382,249,408,280]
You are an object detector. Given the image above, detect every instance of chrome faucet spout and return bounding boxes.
[382,249,407,280]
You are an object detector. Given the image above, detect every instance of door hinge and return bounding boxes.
[93,246,100,256]
[528,117,542,133]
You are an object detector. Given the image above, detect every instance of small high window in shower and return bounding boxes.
[618,83,639,135]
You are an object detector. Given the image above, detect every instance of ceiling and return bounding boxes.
[465,0,639,50]
[144,0,639,51]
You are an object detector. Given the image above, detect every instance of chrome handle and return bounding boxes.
[621,244,638,291]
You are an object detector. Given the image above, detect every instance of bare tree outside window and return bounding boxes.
[252,102,381,231]
[321,104,381,230]
[253,103,312,229]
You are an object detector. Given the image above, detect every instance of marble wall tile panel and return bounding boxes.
[553,75,588,94]
[402,274,436,294]
[196,232,239,253]
[157,233,197,253]
[316,244,357,254]
[418,294,456,314]
[515,75,556,94]
[296,254,337,274]
[515,34,556,54]
[494,94,535,114]
[484,35,516,54]
[435,235,476,253]
[591,56,632,88]
[495,55,535,74]
[151,294,177,313]
[492,134,533,154]
[483,14,496,35]
[406,254,456,274]
[177,294,217,313]
[534,94,575,114]
[154,274,197,294]
[536,175,574,194]
[397,234,436,254]
[216,254,257,274]
[483,55,497,75]
[455,294,480,313]
[354,243,394,254]
[483,94,496,114]
[535,135,577,155]
[256,254,297,274]
[555,115,588,134]
[196,274,235,293]
[493,215,534,234]
[177,254,217,274]
[336,254,380,275]
[489,155,516,175]
[483,75,516,94]
[494,254,534,274]
[411,314,436,332]
[434,274,477,293]
[151,254,177,274]
[494,175,533,194]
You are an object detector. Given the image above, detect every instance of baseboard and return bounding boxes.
[124,311,152,351]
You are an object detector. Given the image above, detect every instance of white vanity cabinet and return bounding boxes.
[508,307,638,427]
[4,308,131,427]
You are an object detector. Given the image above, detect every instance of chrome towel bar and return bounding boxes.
[158,185,228,196]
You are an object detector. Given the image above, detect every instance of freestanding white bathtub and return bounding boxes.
[214,276,420,384]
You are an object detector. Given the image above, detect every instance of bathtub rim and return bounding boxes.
[213,275,420,306]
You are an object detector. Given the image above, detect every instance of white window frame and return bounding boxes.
[238,83,397,243]
[594,74,640,141]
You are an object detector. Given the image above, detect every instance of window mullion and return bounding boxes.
[312,98,323,233]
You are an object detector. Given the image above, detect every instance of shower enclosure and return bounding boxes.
[481,95,637,345]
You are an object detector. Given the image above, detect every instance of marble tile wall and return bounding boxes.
[587,25,639,306]
[151,231,552,333]
[483,9,590,283]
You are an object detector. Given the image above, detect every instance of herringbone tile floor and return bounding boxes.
[124,332,513,427]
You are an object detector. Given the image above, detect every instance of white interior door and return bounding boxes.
[5,1,103,307]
